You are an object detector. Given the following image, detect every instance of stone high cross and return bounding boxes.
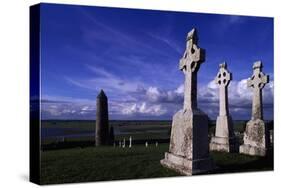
[161,28,213,175]
[179,28,205,111]
[240,61,270,156]
[247,61,269,120]
[210,62,238,153]
[215,62,231,116]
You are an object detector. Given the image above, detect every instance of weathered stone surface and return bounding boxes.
[240,61,269,156]
[122,138,126,148]
[210,63,238,152]
[129,136,132,148]
[95,89,109,146]
[161,28,213,175]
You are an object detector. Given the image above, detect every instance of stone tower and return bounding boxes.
[95,89,109,146]
[240,61,270,156]
[160,28,213,175]
[210,62,238,152]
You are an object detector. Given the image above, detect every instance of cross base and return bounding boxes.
[160,152,214,175]
[210,136,239,153]
[239,119,269,156]
[160,108,214,175]
[239,144,267,156]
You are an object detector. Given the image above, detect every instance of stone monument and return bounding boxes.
[122,138,126,148]
[240,61,270,156]
[95,89,109,146]
[160,28,213,175]
[129,136,132,148]
[210,62,238,152]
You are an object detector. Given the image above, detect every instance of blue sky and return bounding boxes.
[40,3,273,120]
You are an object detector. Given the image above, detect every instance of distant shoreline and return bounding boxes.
[41,119,274,122]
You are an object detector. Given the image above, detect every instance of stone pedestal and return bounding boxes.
[240,119,269,156]
[161,109,213,175]
[210,116,239,152]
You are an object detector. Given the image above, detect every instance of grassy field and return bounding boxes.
[40,144,273,185]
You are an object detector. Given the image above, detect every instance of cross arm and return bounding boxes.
[247,77,254,88]
[262,74,269,84]
[191,44,205,64]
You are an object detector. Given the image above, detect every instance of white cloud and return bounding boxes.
[81,106,89,111]
[175,84,184,94]
[121,102,167,116]
[146,87,162,102]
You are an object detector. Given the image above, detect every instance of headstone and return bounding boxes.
[210,62,238,152]
[240,61,270,156]
[95,89,109,146]
[160,28,213,175]
[129,136,132,148]
[122,138,126,148]
[145,141,148,148]
[155,142,158,147]
[119,141,121,148]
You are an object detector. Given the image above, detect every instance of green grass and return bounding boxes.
[40,144,273,185]
[210,151,273,174]
[40,144,179,184]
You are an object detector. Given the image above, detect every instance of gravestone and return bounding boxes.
[119,141,121,148]
[129,136,132,148]
[122,138,126,148]
[145,141,148,148]
[240,61,270,156]
[161,28,213,175]
[210,63,238,152]
[95,89,109,146]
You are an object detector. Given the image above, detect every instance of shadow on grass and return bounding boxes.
[210,149,273,174]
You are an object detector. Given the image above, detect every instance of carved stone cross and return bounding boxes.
[179,28,205,111]
[215,62,231,116]
[247,61,269,120]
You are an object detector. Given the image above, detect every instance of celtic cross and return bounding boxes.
[247,61,269,120]
[215,62,232,116]
[179,28,205,111]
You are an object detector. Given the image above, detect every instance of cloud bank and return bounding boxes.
[42,78,273,120]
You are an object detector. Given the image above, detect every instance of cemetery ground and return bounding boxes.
[40,143,273,184]
[40,120,273,184]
